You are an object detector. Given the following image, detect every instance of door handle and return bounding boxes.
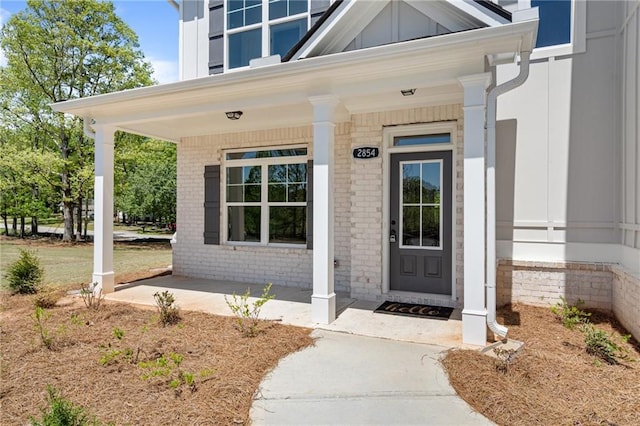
[390,229,397,243]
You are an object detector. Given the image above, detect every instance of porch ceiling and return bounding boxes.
[51,20,537,143]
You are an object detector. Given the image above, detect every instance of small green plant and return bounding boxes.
[69,313,84,326]
[138,352,204,393]
[550,296,591,329]
[5,249,44,294]
[112,327,125,341]
[153,291,181,326]
[80,283,104,310]
[583,325,626,365]
[30,385,100,426]
[32,306,53,349]
[224,283,275,337]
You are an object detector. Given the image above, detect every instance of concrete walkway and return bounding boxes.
[103,275,491,425]
[251,330,493,425]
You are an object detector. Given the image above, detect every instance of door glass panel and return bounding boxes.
[400,160,442,249]
[422,206,440,247]
[402,163,420,203]
[402,206,420,246]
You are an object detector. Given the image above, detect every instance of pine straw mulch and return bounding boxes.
[442,304,640,426]
[0,291,314,425]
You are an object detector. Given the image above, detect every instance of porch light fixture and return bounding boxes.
[401,88,416,96]
[225,111,243,120]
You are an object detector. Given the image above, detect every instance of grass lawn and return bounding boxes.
[0,237,172,287]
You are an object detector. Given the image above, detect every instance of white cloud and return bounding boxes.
[148,56,179,84]
[0,8,10,67]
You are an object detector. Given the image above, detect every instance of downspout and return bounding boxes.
[486,50,531,339]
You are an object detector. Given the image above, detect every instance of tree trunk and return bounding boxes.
[20,216,25,238]
[12,216,17,236]
[62,200,74,242]
[31,216,38,235]
[60,139,74,242]
[83,197,89,239]
[2,214,8,236]
[76,196,83,241]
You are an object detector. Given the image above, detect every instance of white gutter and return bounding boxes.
[486,50,531,338]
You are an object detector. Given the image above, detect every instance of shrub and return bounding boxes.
[153,291,180,326]
[30,385,100,426]
[33,288,59,309]
[225,283,275,337]
[584,325,626,365]
[5,249,44,294]
[550,296,591,329]
[32,306,53,349]
[80,283,103,310]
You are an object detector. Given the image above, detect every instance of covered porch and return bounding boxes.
[105,274,464,347]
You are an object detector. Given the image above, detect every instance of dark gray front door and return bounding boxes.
[389,151,452,294]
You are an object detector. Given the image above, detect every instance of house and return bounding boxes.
[52,0,640,346]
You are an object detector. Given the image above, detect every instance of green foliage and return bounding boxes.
[32,306,53,349]
[30,385,100,426]
[583,325,627,365]
[112,327,125,341]
[33,288,59,309]
[5,249,44,294]
[224,283,275,337]
[138,352,205,393]
[550,296,591,329]
[153,291,180,326]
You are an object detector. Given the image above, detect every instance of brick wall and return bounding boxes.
[612,266,640,340]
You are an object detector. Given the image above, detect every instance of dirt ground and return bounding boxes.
[0,290,314,425]
[442,304,640,426]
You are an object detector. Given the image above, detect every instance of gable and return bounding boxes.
[288,0,512,60]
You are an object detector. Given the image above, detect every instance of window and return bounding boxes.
[226,0,309,70]
[400,160,442,249]
[225,147,308,245]
[531,0,571,48]
[394,134,451,147]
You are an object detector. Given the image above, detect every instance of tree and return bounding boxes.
[0,0,154,241]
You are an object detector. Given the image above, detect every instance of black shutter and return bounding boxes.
[204,165,220,245]
[307,160,313,249]
[208,0,224,74]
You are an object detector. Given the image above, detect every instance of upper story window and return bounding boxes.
[531,0,571,48]
[226,0,309,70]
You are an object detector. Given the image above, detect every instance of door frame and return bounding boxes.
[381,121,458,303]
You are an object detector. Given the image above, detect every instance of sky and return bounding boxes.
[0,0,179,84]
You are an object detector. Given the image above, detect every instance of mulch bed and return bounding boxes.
[442,304,640,426]
[0,291,314,425]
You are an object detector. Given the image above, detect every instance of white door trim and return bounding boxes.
[381,122,458,303]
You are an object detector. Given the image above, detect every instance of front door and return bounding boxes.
[389,151,452,295]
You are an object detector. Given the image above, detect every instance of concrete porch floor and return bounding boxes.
[105,274,463,348]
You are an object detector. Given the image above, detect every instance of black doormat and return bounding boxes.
[374,301,453,320]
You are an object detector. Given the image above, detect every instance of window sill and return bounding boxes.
[224,242,308,250]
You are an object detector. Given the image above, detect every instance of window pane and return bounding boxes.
[532,0,571,47]
[287,163,306,182]
[245,4,262,26]
[227,167,243,185]
[402,206,420,246]
[268,184,286,202]
[289,0,307,15]
[229,29,261,69]
[270,19,307,57]
[228,206,261,242]
[287,183,306,202]
[227,185,243,202]
[228,0,243,12]
[268,164,287,183]
[402,163,420,204]
[421,162,441,204]
[227,10,244,29]
[227,148,307,160]
[269,0,287,19]
[244,184,261,202]
[422,206,440,247]
[243,165,261,184]
[269,206,306,244]
[395,133,450,146]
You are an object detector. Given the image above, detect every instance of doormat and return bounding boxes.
[374,301,453,320]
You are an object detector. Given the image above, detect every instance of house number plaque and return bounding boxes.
[353,146,380,159]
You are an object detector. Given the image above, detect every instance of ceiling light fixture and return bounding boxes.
[225,111,243,120]
[401,88,416,96]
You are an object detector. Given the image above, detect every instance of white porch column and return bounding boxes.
[93,125,116,294]
[309,95,340,324]
[458,73,491,346]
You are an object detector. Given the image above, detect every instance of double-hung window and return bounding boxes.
[224,147,308,246]
[226,0,310,70]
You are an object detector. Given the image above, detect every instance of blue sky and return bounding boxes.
[0,0,179,83]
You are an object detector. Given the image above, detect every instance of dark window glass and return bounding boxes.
[228,29,261,68]
[289,0,307,16]
[422,206,440,247]
[269,206,306,244]
[228,0,243,12]
[226,148,307,160]
[245,4,262,26]
[532,0,571,47]
[395,133,450,146]
[268,163,306,202]
[269,0,287,19]
[228,206,261,242]
[227,0,262,29]
[270,18,307,57]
